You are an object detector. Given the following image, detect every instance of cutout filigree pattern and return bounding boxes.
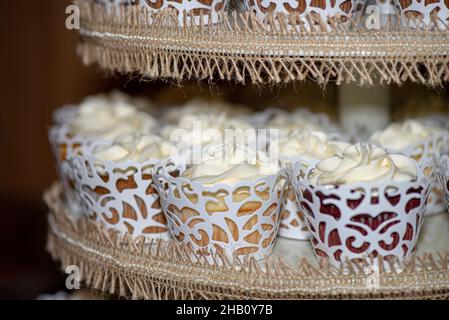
[383,131,449,216]
[397,0,449,26]
[70,142,171,240]
[94,0,230,25]
[279,186,309,240]
[290,162,431,267]
[245,0,357,25]
[49,123,88,217]
[436,155,449,211]
[153,160,287,261]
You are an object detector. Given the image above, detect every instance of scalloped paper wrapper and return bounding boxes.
[290,161,431,267]
[436,155,449,211]
[94,0,230,25]
[49,123,89,218]
[244,0,358,30]
[383,130,449,216]
[69,141,171,240]
[396,0,449,28]
[153,160,287,263]
[278,157,319,240]
[278,185,310,240]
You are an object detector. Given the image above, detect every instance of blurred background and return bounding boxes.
[0,0,448,299]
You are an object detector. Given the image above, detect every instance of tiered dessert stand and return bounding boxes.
[45,0,449,299]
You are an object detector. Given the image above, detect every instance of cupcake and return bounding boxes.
[267,108,342,140]
[244,0,358,30]
[70,133,173,240]
[396,0,449,28]
[161,111,258,162]
[94,0,231,26]
[153,143,286,262]
[274,129,349,240]
[49,92,157,218]
[291,143,430,267]
[66,92,156,141]
[162,98,251,125]
[436,155,449,211]
[371,119,449,215]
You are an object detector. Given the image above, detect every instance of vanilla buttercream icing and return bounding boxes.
[309,143,417,186]
[182,143,281,185]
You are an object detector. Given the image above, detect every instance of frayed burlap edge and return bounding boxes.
[76,0,449,86]
[44,183,449,300]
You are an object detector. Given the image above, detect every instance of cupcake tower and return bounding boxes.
[49,91,449,266]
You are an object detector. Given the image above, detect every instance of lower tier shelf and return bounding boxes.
[45,183,449,300]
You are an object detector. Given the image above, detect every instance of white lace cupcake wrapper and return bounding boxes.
[244,0,358,31]
[436,155,449,212]
[93,0,231,26]
[153,159,287,263]
[396,0,449,28]
[381,130,449,216]
[278,157,318,240]
[290,161,431,267]
[49,124,90,218]
[69,141,171,240]
[278,186,310,240]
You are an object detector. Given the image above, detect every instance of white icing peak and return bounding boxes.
[310,143,417,186]
[162,112,255,147]
[182,143,281,185]
[370,119,443,151]
[277,129,349,160]
[70,92,156,140]
[163,98,250,124]
[93,133,172,163]
[267,110,331,137]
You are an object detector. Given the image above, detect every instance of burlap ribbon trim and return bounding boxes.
[75,0,449,86]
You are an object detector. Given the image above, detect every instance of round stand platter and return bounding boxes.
[45,183,449,300]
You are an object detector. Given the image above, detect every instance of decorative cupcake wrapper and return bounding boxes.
[49,124,90,218]
[278,157,318,240]
[244,0,358,30]
[380,130,449,216]
[69,141,171,240]
[290,161,431,267]
[392,130,449,162]
[93,0,230,26]
[416,114,449,134]
[396,0,449,28]
[436,154,449,211]
[153,159,287,262]
[278,186,309,240]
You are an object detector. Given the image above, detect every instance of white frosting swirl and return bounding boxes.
[309,143,417,186]
[161,112,255,147]
[69,92,156,140]
[182,143,281,185]
[267,109,337,139]
[370,120,444,151]
[277,130,349,161]
[93,134,172,163]
[163,98,250,124]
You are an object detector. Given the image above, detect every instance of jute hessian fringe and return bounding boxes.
[75,0,449,86]
[45,183,449,300]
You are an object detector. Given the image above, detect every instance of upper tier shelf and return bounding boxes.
[77,1,449,86]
